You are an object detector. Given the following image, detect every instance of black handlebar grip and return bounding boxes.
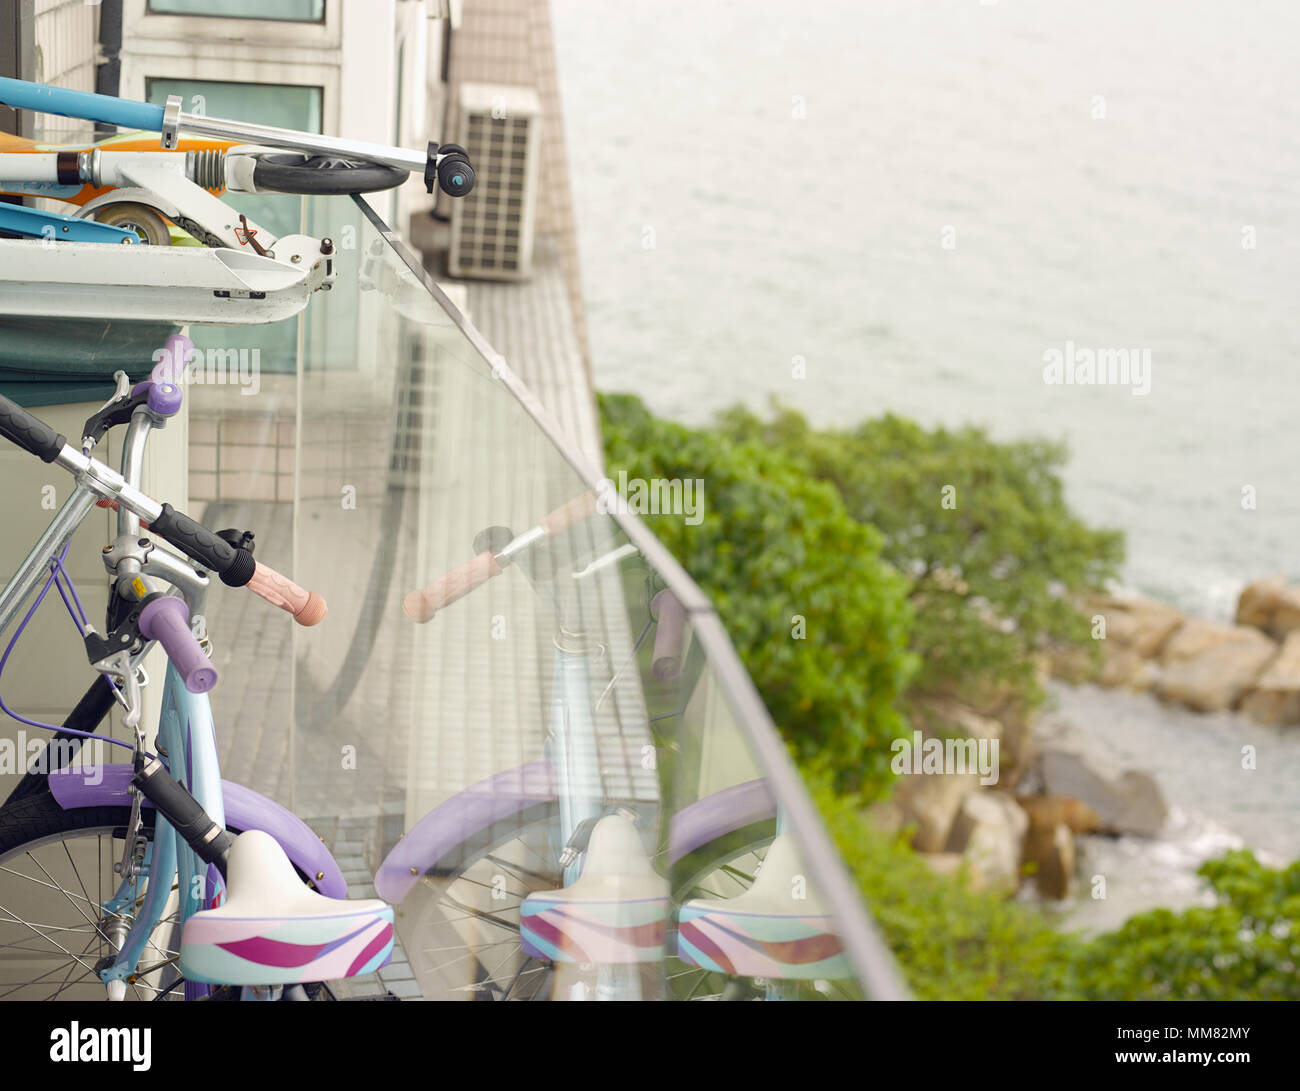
[132,756,234,869]
[0,393,67,463]
[150,503,256,586]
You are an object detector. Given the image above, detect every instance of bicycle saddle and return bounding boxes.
[521,814,669,965]
[180,830,393,986]
[675,834,851,980]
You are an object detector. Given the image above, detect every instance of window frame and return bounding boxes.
[145,0,326,26]
[124,0,340,49]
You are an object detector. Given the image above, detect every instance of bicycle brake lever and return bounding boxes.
[81,371,146,451]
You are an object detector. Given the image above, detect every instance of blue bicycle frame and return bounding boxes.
[96,662,224,996]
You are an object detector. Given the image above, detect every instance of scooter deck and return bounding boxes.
[0,237,313,325]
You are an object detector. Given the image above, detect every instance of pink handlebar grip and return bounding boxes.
[403,550,503,623]
[246,561,327,626]
[540,491,596,535]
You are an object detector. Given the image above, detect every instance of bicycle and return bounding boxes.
[0,79,863,1000]
[0,377,392,1000]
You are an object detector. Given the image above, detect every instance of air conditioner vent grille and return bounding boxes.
[450,83,541,281]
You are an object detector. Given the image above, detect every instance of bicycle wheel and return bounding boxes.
[397,800,561,1001]
[0,788,333,1001]
[0,790,181,1001]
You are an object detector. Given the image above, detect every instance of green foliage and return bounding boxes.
[600,392,1123,786]
[711,405,1125,711]
[602,391,1296,1000]
[600,393,916,793]
[810,779,1084,999]
[1074,850,1300,1000]
[817,786,1300,1000]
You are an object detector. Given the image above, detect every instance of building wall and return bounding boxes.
[445,0,589,368]
[31,0,97,142]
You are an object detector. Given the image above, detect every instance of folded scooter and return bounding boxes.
[0,77,473,329]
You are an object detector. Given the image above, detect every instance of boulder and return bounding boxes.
[1236,576,1286,631]
[1113,771,1167,837]
[1156,619,1277,712]
[1084,593,1184,658]
[1098,645,1158,692]
[1240,631,1300,725]
[1038,750,1168,836]
[894,771,981,853]
[1016,793,1103,834]
[944,790,1028,892]
[1023,822,1075,899]
[1273,590,1300,642]
[1236,578,1300,642]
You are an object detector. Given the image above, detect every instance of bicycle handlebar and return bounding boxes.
[0,392,327,625]
[247,561,327,626]
[149,503,255,587]
[403,550,502,623]
[0,392,67,463]
[539,491,597,535]
[138,596,217,694]
[650,589,686,681]
[402,491,598,624]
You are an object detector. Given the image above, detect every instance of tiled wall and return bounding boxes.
[32,0,97,143]
[188,405,392,506]
[447,0,589,367]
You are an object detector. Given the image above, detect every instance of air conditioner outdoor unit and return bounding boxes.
[448,82,542,281]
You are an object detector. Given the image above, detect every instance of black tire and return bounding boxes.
[0,788,330,1001]
[251,154,409,195]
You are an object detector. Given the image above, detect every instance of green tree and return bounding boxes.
[712,405,1124,714]
[600,393,916,793]
[1075,850,1300,1000]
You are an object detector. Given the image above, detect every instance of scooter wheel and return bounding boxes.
[251,154,409,195]
[93,202,172,246]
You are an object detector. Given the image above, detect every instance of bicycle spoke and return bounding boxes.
[18,853,102,931]
[62,840,97,918]
[0,864,106,909]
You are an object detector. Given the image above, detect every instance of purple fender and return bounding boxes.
[374,762,777,905]
[47,765,347,899]
[375,760,556,903]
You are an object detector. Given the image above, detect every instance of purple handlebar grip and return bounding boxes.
[147,381,183,416]
[150,333,193,386]
[651,589,685,681]
[138,597,217,694]
[129,381,183,417]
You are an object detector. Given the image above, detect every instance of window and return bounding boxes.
[146,78,323,374]
[147,0,324,22]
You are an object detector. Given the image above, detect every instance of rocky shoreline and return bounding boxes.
[875,579,1300,903]
[1062,579,1300,722]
